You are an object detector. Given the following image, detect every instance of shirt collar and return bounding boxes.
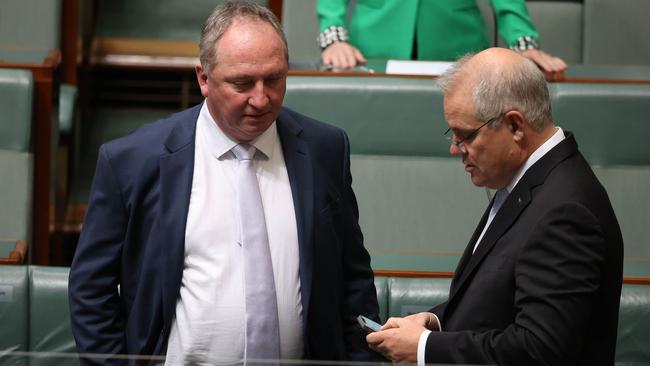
[505,127,565,193]
[198,102,277,161]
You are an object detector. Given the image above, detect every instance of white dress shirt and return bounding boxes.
[165,103,303,365]
[416,127,566,366]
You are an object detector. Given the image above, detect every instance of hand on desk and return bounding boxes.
[520,49,568,81]
[366,312,439,364]
[321,41,366,69]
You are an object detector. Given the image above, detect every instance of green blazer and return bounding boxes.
[317,0,539,61]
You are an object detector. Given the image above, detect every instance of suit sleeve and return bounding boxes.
[425,202,607,366]
[317,0,350,31]
[337,130,383,361]
[491,0,540,47]
[68,145,128,365]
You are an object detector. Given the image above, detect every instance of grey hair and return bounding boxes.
[437,52,552,131]
[198,1,288,74]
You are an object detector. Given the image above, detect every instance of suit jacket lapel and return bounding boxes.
[276,109,314,335]
[159,105,200,330]
[450,203,490,291]
[448,132,579,302]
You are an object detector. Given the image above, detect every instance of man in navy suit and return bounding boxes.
[68,2,379,364]
[367,48,623,366]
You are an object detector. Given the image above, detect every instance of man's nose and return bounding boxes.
[248,82,270,108]
[450,142,464,156]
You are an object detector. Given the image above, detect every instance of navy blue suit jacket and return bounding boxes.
[68,104,380,364]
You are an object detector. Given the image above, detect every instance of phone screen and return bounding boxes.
[357,315,382,332]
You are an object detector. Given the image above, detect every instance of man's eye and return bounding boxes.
[231,81,252,89]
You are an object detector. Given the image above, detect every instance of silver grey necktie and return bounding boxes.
[232,143,280,361]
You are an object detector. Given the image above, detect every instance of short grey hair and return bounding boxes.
[437,52,552,131]
[199,1,288,74]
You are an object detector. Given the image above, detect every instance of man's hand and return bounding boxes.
[321,41,367,69]
[366,315,433,364]
[520,49,568,81]
[402,312,439,331]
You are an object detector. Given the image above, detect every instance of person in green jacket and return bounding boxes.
[317,0,566,78]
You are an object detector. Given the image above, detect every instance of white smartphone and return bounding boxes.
[357,315,382,333]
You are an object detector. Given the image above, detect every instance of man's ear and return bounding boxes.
[505,110,526,142]
[195,64,209,97]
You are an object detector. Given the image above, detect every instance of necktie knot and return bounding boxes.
[232,143,256,161]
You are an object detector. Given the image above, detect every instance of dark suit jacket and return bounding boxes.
[426,133,623,366]
[68,104,380,364]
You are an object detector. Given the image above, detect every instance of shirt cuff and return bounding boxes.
[317,26,349,50]
[417,329,432,366]
[509,35,540,51]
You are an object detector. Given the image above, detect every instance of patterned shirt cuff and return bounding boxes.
[317,26,349,50]
[509,35,540,51]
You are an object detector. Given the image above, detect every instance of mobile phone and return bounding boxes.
[357,315,382,333]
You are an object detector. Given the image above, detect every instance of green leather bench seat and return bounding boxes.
[1,267,648,365]
[29,266,77,366]
[0,266,29,366]
[285,76,488,271]
[0,69,33,153]
[0,69,34,249]
[286,76,449,156]
[71,107,177,204]
[382,276,650,366]
[59,84,78,135]
[525,0,583,64]
[583,0,650,65]
[0,0,61,51]
[285,76,650,276]
[480,0,584,64]
[95,0,267,41]
[617,284,650,366]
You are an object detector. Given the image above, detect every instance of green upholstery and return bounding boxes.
[285,76,487,270]
[0,152,33,245]
[374,276,388,323]
[617,285,650,365]
[379,276,650,366]
[59,84,79,135]
[1,266,649,366]
[286,77,449,156]
[480,0,583,63]
[71,107,176,204]
[0,69,33,152]
[0,69,34,248]
[565,65,650,81]
[28,266,77,366]
[95,0,267,41]
[525,0,583,63]
[583,0,650,65]
[283,0,321,62]
[0,0,61,50]
[285,76,650,277]
[0,265,29,366]
[387,277,451,317]
[549,83,650,166]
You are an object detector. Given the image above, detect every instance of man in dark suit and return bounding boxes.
[367,48,623,366]
[68,2,379,365]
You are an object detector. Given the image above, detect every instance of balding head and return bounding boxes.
[438,48,553,132]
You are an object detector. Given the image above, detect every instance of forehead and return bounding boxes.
[443,86,480,129]
[214,18,286,66]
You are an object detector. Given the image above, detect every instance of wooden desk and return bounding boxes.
[0,48,60,265]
